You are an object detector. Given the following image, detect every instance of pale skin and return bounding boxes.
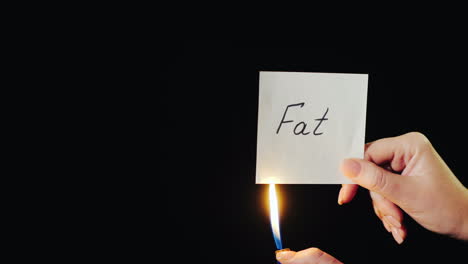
[277,132,468,264]
[276,248,343,264]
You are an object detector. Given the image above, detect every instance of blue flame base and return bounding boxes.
[274,236,283,250]
[273,232,284,264]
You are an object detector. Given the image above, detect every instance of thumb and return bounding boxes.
[340,158,409,203]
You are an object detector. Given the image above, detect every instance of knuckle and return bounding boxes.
[332,259,342,264]
[406,131,425,139]
[370,166,388,192]
[310,247,322,254]
[307,247,324,257]
[406,132,431,146]
[307,247,341,263]
[314,249,325,260]
[302,247,326,262]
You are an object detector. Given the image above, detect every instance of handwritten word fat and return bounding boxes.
[276,103,329,136]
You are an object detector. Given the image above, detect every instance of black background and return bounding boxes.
[161,41,467,263]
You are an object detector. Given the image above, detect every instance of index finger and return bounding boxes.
[364,134,412,172]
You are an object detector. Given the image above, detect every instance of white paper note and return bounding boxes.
[256,71,368,184]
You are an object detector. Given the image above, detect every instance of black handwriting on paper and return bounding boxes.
[276,103,329,136]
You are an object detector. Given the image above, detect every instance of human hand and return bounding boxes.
[338,132,468,243]
[276,248,342,264]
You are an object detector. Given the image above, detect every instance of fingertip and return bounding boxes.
[340,159,361,179]
[337,187,343,205]
[338,184,358,204]
[391,227,405,244]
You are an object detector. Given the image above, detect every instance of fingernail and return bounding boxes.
[391,227,404,244]
[382,218,392,233]
[338,187,343,205]
[384,215,402,228]
[276,251,295,262]
[341,159,361,178]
